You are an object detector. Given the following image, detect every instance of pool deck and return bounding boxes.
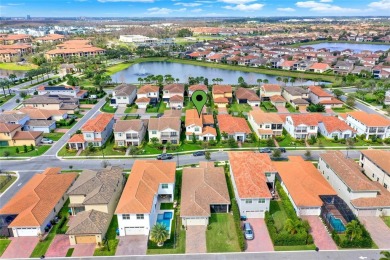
[156,199,175,236]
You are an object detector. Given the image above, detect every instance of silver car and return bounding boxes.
[41,138,53,144]
[243,222,254,240]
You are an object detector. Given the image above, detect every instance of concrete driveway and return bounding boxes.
[1,237,39,259]
[72,243,96,257]
[186,226,206,253]
[245,218,274,252]
[302,216,337,250]
[359,216,390,249]
[115,235,148,256]
[45,234,70,257]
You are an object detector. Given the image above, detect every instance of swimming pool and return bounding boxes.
[156,211,173,233]
[327,213,346,232]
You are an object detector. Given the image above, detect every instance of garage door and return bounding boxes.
[75,236,96,244]
[246,211,264,218]
[357,209,378,217]
[125,227,145,235]
[186,218,207,226]
[16,228,38,236]
[299,207,320,216]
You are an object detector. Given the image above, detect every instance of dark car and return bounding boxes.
[193,151,205,156]
[157,153,173,160]
[259,148,272,153]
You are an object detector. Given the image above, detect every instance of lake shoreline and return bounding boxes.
[287,40,390,48]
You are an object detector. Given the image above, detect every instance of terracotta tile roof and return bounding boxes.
[350,182,390,208]
[281,61,296,67]
[181,163,230,217]
[15,108,66,119]
[138,85,159,94]
[228,152,275,198]
[217,114,251,134]
[309,63,330,70]
[67,134,85,143]
[0,168,77,227]
[249,110,283,124]
[319,116,355,133]
[308,86,333,97]
[115,161,176,214]
[114,119,146,133]
[258,129,273,135]
[12,131,43,140]
[163,84,184,93]
[262,84,281,93]
[149,117,181,132]
[185,109,202,127]
[320,151,378,191]
[202,114,214,125]
[212,85,232,94]
[270,95,286,102]
[189,84,208,92]
[319,98,343,105]
[0,123,20,133]
[235,88,260,101]
[201,126,217,136]
[162,110,182,118]
[81,113,114,132]
[346,111,390,127]
[274,156,337,207]
[287,113,324,126]
[214,97,229,103]
[135,97,150,103]
[361,149,390,175]
[170,95,184,102]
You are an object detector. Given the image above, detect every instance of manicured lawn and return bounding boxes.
[0,145,50,157]
[315,136,346,147]
[274,245,317,251]
[142,144,163,155]
[0,63,36,70]
[0,94,15,104]
[106,62,133,75]
[0,176,17,193]
[121,115,139,120]
[169,143,203,153]
[270,201,288,232]
[0,239,11,257]
[146,100,166,113]
[230,102,252,113]
[383,217,390,228]
[124,105,137,113]
[332,106,354,113]
[94,217,119,256]
[286,104,298,113]
[101,101,117,113]
[206,213,241,253]
[57,145,78,157]
[183,97,195,111]
[158,102,168,113]
[66,248,74,257]
[160,203,174,210]
[261,101,278,112]
[80,139,125,157]
[277,134,306,148]
[43,132,65,141]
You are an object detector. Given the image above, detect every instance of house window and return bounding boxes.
[195,127,200,131]
[152,131,157,134]
[347,187,351,193]
[122,214,130,220]
[118,133,122,137]
[385,183,388,189]
[372,173,375,178]
[85,133,92,138]
[245,199,252,204]
[310,126,315,130]
[265,173,271,177]
[161,184,168,189]
[136,214,144,220]
[258,199,265,203]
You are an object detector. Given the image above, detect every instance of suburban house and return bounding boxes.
[7,108,68,121]
[66,166,124,245]
[0,112,57,134]
[148,117,181,144]
[136,85,160,108]
[308,86,343,108]
[115,160,176,236]
[283,114,323,139]
[360,150,390,191]
[162,84,184,103]
[318,116,356,139]
[248,110,283,139]
[181,162,230,226]
[212,85,233,104]
[37,85,87,99]
[67,113,114,150]
[113,119,148,147]
[185,109,216,142]
[281,87,309,104]
[228,152,276,218]
[0,168,76,237]
[22,95,79,114]
[110,84,137,108]
[0,123,43,147]
[0,113,30,126]
[308,63,330,73]
[274,156,337,216]
[342,111,390,139]
[260,84,282,101]
[188,84,208,97]
[235,88,260,107]
[319,151,390,217]
[217,114,251,142]
[269,95,287,108]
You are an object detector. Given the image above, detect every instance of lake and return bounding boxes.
[300,42,390,53]
[111,61,324,85]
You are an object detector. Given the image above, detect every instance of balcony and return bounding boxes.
[161,134,178,138]
[125,134,139,139]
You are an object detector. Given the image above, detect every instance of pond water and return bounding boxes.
[111,61,325,85]
[300,42,390,53]
[0,69,25,79]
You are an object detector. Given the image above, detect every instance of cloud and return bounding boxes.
[368,0,390,10]
[196,0,213,3]
[224,3,264,11]
[296,1,360,12]
[98,0,154,2]
[319,0,332,2]
[219,0,256,4]
[191,8,203,12]
[174,2,202,7]
[147,7,186,14]
[277,7,295,11]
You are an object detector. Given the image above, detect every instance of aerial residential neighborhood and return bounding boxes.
[0,3,390,260]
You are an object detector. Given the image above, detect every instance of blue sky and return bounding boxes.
[1,0,390,17]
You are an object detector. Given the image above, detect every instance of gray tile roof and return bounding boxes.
[66,209,110,235]
[0,113,28,123]
[114,84,137,96]
[25,120,55,127]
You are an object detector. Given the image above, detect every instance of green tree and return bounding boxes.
[380,251,390,260]
[266,138,274,147]
[221,131,228,140]
[88,143,96,153]
[284,218,301,235]
[276,77,282,85]
[150,137,159,146]
[304,150,311,160]
[3,151,10,157]
[346,94,356,107]
[289,77,296,86]
[272,149,281,158]
[282,78,289,86]
[9,74,17,84]
[150,223,169,247]
[205,151,211,160]
[129,146,139,157]
[20,91,27,99]
[227,137,238,148]
[30,144,34,151]
[23,145,28,153]
[345,220,363,242]
[15,147,19,154]
[177,28,193,37]
[192,133,197,144]
[332,89,344,99]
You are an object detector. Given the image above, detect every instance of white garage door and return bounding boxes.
[299,207,321,216]
[125,227,145,235]
[246,211,264,218]
[357,209,378,217]
[16,228,38,237]
[186,218,207,226]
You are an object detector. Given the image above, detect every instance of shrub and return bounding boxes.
[384,138,390,144]
[275,135,285,142]
[15,147,19,153]
[23,145,28,153]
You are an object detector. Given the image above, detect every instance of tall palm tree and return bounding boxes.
[284,218,302,235]
[290,78,296,86]
[276,76,282,85]
[150,223,169,247]
[9,74,17,84]
[263,79,269,84]
[282,78,289,86]
[345,220,363,242]
[257,78,263,97]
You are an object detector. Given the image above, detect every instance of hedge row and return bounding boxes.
[275,182,299,221]
[56,118,75,127]
[331,224,374,248]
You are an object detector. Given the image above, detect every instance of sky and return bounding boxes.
[1,0,390,17]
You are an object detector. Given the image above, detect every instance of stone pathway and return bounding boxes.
[359,216,390,249]
[186,225,206,253]
[302,216,337,251]
[76,149,83,156]
[125,146,131,156]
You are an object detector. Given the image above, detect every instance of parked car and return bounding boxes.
[259,148,272,153]
[41,138,53,144]
[193,151,205,156]
[243,222,254,240]
[157,153,173,160]
[68,115,78,119]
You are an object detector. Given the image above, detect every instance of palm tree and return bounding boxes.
[282,78,289,86]
[263,79,269,84]
[289,77,296,86]
[150,223,169,247]
[377,93,385,104]
[138,77,143,86]
[9,74,17,84]
[284,218,301,235]
[380,251,390,260]
[257,79,262,96]
[345,220,363,242]
[276,76,282,85]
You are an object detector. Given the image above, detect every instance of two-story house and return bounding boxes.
[185,109,216,141]
[212,85,233,105]
[260,84,282,101]
[281,86,310,110]
[308,63,330,73]
[228,152,276,218]
[148,117,181,144]
[308,86,343,108]
[235,88,260,107]
[0,122,43,147]
[22,94,79,114]
[37,85,87,99]
[66,166,124,245]
[115,160,176,236]
[318,116,356,139]
[162,84,185,109]
[283,114,323,139]
[110,84,137,108]
[217,114,251,142]
[188,84,208,97]
[343,111,390,139]
[135,85,160,108]
[248,110,283,139]
[113,119,147,147]
[360,149,390,191]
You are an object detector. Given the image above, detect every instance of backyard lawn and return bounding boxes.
[0,145,50,157]
[383,217,390,229]
[43,132,65,141]
[229,102,252,113]
[0,239,11,257]
[206,213,241,253]
[261,101,278,112]
[269,201,288,232]
[332,106,354,113]
[0,63,36,70]
[0,175,17,193]
[160,203,174,210]
[101,101,117,113]
[146,100,167,113]
[94,217,119,256]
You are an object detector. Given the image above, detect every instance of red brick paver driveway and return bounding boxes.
[276,106,289,113]
[302,216,337,250]
[72,243,96,257]
[45,235,70,257]
[359,216,390,249]
[1,237,39,259]
[245,218,274,252]
[186,226,206,253]
[116,235,148,256]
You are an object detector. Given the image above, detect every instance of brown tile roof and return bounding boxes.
[319,116,355,133]
[319,98,343,105]
[149,117,181,132]
[201,126,217,136]
[212,85,232,94]
[270,95,286,102]
[249,110,283,124]
[228,152,275,198]
[217,114,251,134]
[0,168,77,227]
[361,149,390,175]
[115,161,176,214]
[0,123,20,133]
[81,113,114,132]
[274,156,337,207]
[66,210,110,235]
[235,88,260,101]
[180,163,230,217]
[262,84,281,93]
[170,95,184,102]
[163,84,184,93]
[114,119,145,132]
[138,85,159,94]
[308,86,333,97]
[67,134,85,143]
[346,111,390,127]
[12,131,43,140]
[202,114,214,125]
[185,109,202,127]
[135,97,150,103]
[189,84,208,92]
[214,97,229,103]
[163,109,182,118]
[309,63,330,70]
[350,182,390,208]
